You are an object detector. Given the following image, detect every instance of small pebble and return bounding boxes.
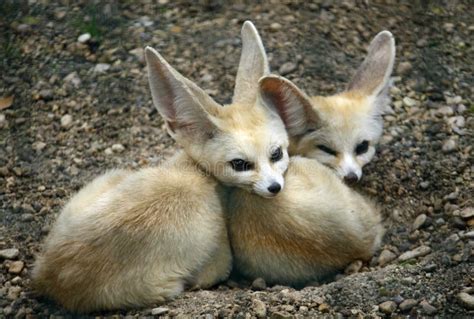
[460,207,474,219]
[398,245,431,261]
[279,62,297,75]
[402,97,417,107]
[442,139,457,153]
[379,301,397,314]
[378,249,397,266]
[412,214,427,230]
[420,300,437,315]
[252,299,267,318]
[8,260,25,274]
[61,114,73,129]
[251,277,267,290]
[0,248,19,259]
[151,307,169,316]
[399,299,417,311]
[94,63,111,73]
[457,292,474,310]
[111,143,125,153]
[77,33,91,43]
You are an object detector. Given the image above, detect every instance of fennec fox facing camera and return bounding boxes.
[228,155,384,287]
[269,31,395,183]
[32,21,290,312]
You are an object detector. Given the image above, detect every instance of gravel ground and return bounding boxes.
[1,0,473,318]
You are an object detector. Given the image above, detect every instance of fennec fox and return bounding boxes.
[228,155,384,286]
[32,21,290,312]
[265,31,395,183]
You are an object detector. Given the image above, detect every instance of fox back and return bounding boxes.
[228,156,384,286]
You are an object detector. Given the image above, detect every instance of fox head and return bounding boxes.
[258,31,395,183]
[145,21,291,198]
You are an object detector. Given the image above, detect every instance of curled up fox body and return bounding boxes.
[32,22,291,312]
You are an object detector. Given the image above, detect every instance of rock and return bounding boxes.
[412,214,427,230]
[442,139,457,153]
[77,33,91,43]
[251,277,267,290]
[460,207,474,219]
[378,249,397,266]
[457,292,474,310]
[0,248,19,259]
[60,114,73,129]
[151,307,169,315]
[379,301,397,314]
[111,143,125,153]
[437,106,454,116]
[252,299,267,318]
[20,213,34,222]
[399,299,417,312]
[130,47,145,63]
[443,22,455,33]
[420,181,430,189]
[318,303,330,313]
[104,147,114,155]
[420,300,437,315]
[33,141,47,152]
[64,72,81,88]
[398,245,431,261]
[270,22,282,31]
[344,260,363,274]
[8,260,24,274]
[271,311,293,319]
[94,63,111,73]
[7,286,22,301]
[397,62,412,75]
[279,62,297,75]
[39,89,53,101]
[402,97,417,107]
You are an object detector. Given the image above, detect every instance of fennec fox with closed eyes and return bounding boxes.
[270,31,396,183]
[32,21,290,313]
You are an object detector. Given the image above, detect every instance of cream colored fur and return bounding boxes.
[228,156,384,286]
[262,31,396,181]
[32,21,290,312]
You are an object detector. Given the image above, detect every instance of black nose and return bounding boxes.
[267,182,281,194]
[344,172,359,184]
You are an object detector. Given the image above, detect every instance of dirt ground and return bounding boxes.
[1,0,473,318]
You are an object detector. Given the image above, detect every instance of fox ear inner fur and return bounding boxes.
[145,46,219,139]
[347,31,396,99]
[233,21,270,106]
[258,75,313,136]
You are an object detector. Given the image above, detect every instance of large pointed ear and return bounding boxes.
[145,46,220,140]
[347,31,395,98]
[258,75,313,136]
[233,21,270,105]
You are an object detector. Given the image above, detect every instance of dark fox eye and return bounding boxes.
[355,140,369,155]
[317,145,337,156]
[270,146,283,162]
[229,159,253,171]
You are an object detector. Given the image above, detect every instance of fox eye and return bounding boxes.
[317,145,337,156]
[229,159,253,171]
[270,146,283,162]
[355,140,369,155]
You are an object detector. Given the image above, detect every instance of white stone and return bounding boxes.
[0,248,19,259]
[94,63,111,73]
[60,114,73,128]
[77,33,91,43]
